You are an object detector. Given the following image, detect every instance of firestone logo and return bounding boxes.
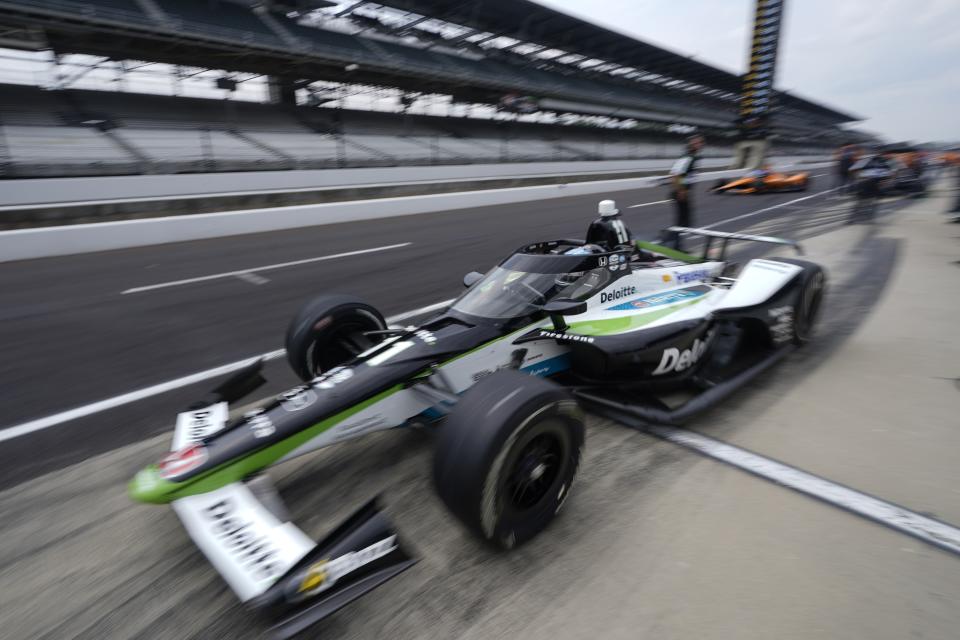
[539,330,594,344]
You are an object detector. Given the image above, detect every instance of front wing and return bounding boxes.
[165,402,416,637]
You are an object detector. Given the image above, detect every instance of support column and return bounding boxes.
[268,76,297,107]
[735,0,785,168]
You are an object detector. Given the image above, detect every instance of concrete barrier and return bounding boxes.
[0,167,686,229]
[0,156,827,207]
[0,161,831,263]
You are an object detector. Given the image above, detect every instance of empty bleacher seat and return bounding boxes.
[245,132,341,166]
[420,137,501,162]
[208,131,275,163]
[0,82,764,177]
[4,125,124,162]
[2,125,138,176]
[0,85,70,127]
[73,89,310,134]
[501,139,568,161]
[344,135,429,162]
[111,128,207,172]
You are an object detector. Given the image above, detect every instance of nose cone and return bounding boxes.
[128,465,177,504]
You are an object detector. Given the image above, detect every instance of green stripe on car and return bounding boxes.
[569,298,704,336]
[635,240,702,263]
[128,385,403,504]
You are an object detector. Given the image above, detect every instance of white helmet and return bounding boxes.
[598,199,619,217]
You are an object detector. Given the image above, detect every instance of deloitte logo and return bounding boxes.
[599,286,637,305]
[652,331,714,375]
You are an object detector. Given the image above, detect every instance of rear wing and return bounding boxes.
[664,226,804,262]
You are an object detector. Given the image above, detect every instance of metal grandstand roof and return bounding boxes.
[0,0,858,127]
[374,0,739,88]
[369,0,859,123]
[0,0,728,125]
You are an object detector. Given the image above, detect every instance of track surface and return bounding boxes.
[0,177,842,486]
[2,177,959,640]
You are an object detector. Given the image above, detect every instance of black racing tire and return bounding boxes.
[712,178,726,192]
[285,294,386,381]
[433,370,585,550]
[767,258,827,345]
[801,176,812,192]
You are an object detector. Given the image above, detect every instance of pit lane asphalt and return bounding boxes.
[0,178,848,487]
[4,190,956,640]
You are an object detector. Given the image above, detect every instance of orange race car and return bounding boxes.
[712,168,811,194]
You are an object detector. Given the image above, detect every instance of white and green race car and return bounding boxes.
[129,226,825,638]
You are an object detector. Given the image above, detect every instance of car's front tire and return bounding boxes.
[433,370,585,549]
[285,294,386,381]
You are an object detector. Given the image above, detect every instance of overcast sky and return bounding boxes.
[539,0,960,142]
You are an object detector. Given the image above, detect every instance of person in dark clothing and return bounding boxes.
[586,199,632,250]
[849,153,892,223]
[667,135,704,250]
[836,144,857,193]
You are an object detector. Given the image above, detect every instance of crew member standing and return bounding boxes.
[849,151,893,222]
[668,135,704,250]
[835,144,857,193]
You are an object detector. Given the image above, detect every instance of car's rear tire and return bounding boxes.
[285,294,386,381]
[433,370,585,549]
[768,259,826,345]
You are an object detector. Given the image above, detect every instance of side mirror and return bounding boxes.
[463,271,484,288]
[542,298,587,331]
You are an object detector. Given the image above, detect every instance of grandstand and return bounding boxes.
[0,0,859,178]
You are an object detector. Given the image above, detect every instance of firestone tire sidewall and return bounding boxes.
[479,403,583,549]
[765,259,827,346]
[793,268,826,345]
[433,371,585,550]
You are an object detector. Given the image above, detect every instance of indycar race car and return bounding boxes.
[129,226,825,638]
[712,168,811,194]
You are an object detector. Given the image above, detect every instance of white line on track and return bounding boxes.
[648,425,960,556]
[700,187,839,230]
[630,182,835,216]
[121,243,412,295]
[628,199,671,209]
[235,272,269,286]
[0,297,456,443]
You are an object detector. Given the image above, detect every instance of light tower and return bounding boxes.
[732,0,785,169]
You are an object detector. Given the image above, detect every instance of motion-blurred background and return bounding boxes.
[1,2,959,640]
